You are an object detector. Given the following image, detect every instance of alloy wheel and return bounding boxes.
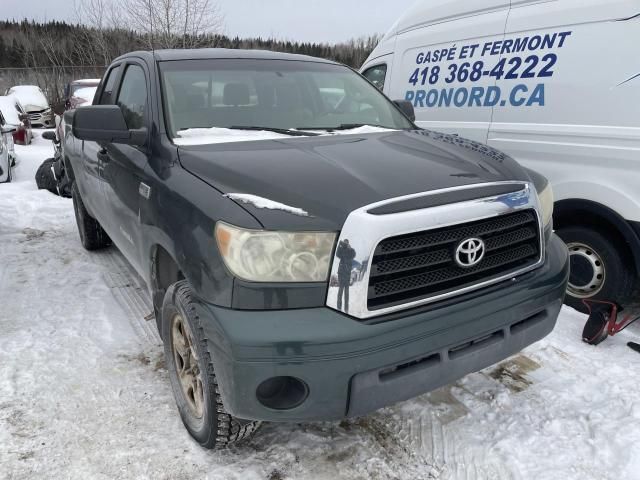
[171,313,205,418]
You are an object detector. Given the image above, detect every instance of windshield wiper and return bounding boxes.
[230,126,320,137]
[296,123,390,132]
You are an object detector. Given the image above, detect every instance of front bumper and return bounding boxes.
[28,110,54,128]
[196,234,569,422]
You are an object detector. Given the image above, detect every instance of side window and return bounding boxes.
[99,65,121,105]
[362,64,387,90]
[116,65,148,130]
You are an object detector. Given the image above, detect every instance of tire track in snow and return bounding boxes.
[391,384,521,480]
[91,248,162,346]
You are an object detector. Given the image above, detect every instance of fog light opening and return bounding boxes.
[256,376,309,410]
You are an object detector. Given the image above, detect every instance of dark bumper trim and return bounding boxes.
[347,301,560,417]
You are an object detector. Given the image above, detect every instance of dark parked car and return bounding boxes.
[64,49,569,449]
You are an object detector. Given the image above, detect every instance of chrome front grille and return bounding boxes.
[325,182,545,320]
[367,210,540,310]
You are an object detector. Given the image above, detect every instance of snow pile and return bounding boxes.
[1,133,640,479]
[6,85,49,111]
[174,125,397,146]
[225,193,309,217]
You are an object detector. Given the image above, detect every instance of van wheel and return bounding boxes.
[162,280,261,449]
[556,226,636,313]
[71,182,111,250]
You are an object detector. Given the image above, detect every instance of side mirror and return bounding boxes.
[1,125,16,134]
[18,113,29,122]
[42,130,57,141]
[73,105,146,146]
[393,100,416,123]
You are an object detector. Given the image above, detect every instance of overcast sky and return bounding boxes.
[2,0,417,43]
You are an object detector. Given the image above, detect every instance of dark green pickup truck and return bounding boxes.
[64,48,569,449]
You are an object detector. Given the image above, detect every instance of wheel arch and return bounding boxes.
[63,151,75,182]
[150,244,185,330]
[554,198,640,274]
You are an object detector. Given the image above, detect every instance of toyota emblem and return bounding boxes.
[455,238,485,268]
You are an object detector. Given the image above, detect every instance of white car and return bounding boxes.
[361,0,640,312]
[0,112,16,183]
[5,85,54,128]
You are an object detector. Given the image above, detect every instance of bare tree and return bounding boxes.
[122,0,224,49]
[74,0,123,66]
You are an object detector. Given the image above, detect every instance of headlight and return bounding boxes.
[215,222,336,282]
[537,181,554,227]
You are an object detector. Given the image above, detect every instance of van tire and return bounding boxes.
[72,182,112,250]
[556,226,636,313]
[162,280,261,449]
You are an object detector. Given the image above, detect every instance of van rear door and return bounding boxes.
[390,0,511,142]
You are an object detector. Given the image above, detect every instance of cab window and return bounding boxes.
[116,65,148,129]
[362,64,387,90]
[99,65,121,105]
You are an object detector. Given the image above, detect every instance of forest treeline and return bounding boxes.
[0,19,380,69]
[0,19,380,102]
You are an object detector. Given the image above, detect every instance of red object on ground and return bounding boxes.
[581,299,640,345]
[12,125,28,145]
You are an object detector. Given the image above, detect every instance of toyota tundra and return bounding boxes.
[63,49,569,449]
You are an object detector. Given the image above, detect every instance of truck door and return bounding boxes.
[99,62,151,274]
[391,0,511,142]
[80,64,121,218]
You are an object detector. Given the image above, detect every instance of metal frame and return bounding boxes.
[326,181,546,319]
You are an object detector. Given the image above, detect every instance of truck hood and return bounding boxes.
[177,130,530,231]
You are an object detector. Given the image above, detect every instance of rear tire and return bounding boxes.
[71,182,111,250]
[162,280,261,449]
[556,226,636,313]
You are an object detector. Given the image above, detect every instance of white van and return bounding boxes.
[361,0,640,312]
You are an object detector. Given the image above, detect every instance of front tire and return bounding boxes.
[162,280,261,449]
[71,182,111,250]
[556,226,636,312]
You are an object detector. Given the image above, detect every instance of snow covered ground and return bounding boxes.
[1,133,640,480]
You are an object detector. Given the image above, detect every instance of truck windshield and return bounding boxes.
[159,59,413,139]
